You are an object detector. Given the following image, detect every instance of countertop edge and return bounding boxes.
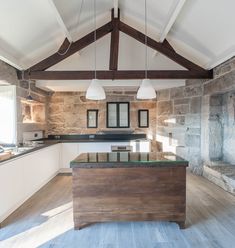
[0,142,60,165]
[70,161,189,169]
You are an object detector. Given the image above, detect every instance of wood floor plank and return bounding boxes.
[1,172,235,248]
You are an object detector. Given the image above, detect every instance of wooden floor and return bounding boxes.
[1,173,235,248]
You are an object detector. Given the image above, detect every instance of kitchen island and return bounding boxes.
[70,152,188,230]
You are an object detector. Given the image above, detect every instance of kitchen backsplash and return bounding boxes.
[48,90,157,150]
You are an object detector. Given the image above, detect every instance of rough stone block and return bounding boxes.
[170,87,185,99]
[185,134,200,147]
[204,70,235,95]
[185,79,206,86]
[210,94,223,106]
[203,165,235,195]
[124,91,136,95]
[112,90,123,95]
[214,57,235,78]
[50,95,64,104]
[157,116,171,127]
[174,104,189,115]
[185,114,201,128]
[175,116,185,126]
[190,97,201,113]
[19,80,29,89]
[157,101,173,115]
[157,89,170,101]
[0,60,18,85]
[106,95,135,101]
[174,98,190,105]
[184,85,202,97]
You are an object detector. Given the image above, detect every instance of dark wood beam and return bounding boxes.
[18,70,213,80]
[162,40,175,52]
[109,9,120,70]
[29,22,113,72]
[58,38,71,54]
[119,21,206,72]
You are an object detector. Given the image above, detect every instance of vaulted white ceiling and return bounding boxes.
[0,0,235,91]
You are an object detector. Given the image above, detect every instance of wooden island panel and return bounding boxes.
[72,166,186,229]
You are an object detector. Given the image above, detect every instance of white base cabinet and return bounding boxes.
[60,143,79,172]
[0,144,60,223]
[60,141,151,172]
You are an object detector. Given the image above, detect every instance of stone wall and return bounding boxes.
[0,60,49,143]
[48,91,157,151]
[155,57,235,174]
[156,81,203,174]
[222,91,235,164]
[201,57,235,166]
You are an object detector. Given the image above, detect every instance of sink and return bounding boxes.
[11,147,34,155]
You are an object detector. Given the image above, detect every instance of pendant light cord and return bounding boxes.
[57,0,84,56]
[94,0,97,79]
[28,69,31,96]
[145,0,148,79]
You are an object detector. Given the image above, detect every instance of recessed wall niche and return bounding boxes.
[21,99,46,124]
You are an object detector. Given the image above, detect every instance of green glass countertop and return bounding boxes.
[70,152,188,168]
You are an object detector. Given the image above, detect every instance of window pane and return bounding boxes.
[88,111,97,127]
[119,103,128,127]
[140,111,148,127]
[108,104,117,127]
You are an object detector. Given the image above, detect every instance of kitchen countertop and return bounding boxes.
[0,133,149,164]
[70,152,188,168]
[37,133,148,143]
[0,141,59,164]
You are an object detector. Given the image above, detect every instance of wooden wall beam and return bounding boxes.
[18,70,213,80]
[109,8,120,70]
[29,22,113,72]
[119,21,206,72]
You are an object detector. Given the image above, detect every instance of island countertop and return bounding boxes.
[70,152,188,168]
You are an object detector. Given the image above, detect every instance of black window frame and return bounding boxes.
[87,109,99,128]
[138,109,149,128]
[106,102,130,128]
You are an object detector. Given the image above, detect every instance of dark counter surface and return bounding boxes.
[70,152,188,168]
[37,133,147,143]
[0,133,148,164]
[0,141,60,164]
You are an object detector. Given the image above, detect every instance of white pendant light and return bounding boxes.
[137,0,156,100]
[86,79,105,100]
[86,0,106,100]
[137,78,156,99]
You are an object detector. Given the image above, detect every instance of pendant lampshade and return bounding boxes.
[86,79,105,100]
[137,78,156,99]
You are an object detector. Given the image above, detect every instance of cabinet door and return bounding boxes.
[130,140,151,152]
[0,144,60,222]
[61,143,79,168]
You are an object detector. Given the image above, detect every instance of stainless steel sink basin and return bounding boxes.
[11,146,34,155]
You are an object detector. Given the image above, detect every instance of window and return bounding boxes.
[138,109,149,128]
[87,109,98,128]
[106,102,130,128]
[0,86,16,145]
